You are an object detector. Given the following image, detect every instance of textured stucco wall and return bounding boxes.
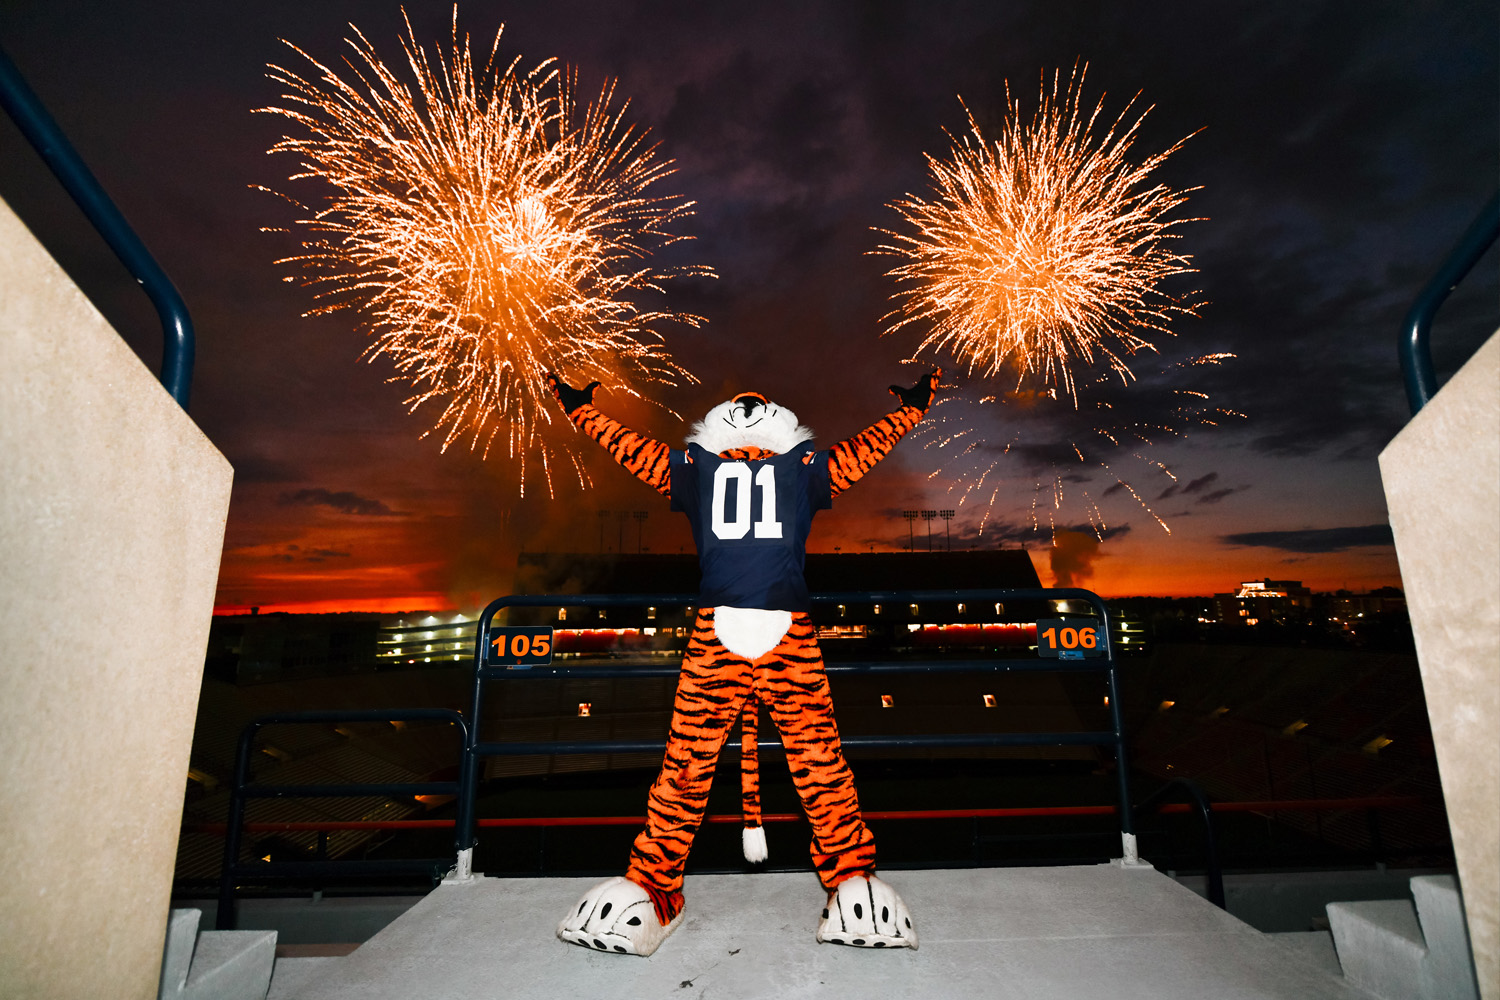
[1380,329,1499,1000]
[0,199,232,997]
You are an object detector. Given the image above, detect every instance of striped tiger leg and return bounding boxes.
[756,615,877,892]
[625,610,753,923]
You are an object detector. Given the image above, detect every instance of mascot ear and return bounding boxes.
[888,369,942,413]
[547,372,600,415]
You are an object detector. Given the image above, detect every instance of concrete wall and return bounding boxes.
[1379,329,1499,1000]
[0,199,233,997]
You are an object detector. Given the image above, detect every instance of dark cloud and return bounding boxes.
[1160,471,1219,500]
[267,543,352,562]
[1221,524,1394,553]
[1069,523,1132,542]
[1196,487,1240,505]
[229,453,304,484]
[278,488,403,517]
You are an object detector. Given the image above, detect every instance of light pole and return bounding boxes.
[921,510,937,551]
[616,510,630,553]
[902,510,918,551]
[597,510,609,553]
[940,509,955,550]
[633,510,648,552]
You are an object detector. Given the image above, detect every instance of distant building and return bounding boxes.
[1212,578,1313,626]
[207,610,477,682]
[1329,586,1407,618]
[1325,586,1407,638]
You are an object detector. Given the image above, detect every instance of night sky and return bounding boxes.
[1,1,1494,611]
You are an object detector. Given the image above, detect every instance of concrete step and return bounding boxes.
[1329,899,1426,999]
[1269,930,1343,977]
[1410,876,1480,1000]
[158,908,202,996]
[159,908,277,1000]
[269,957,346,1000]
[1326,876,1479,1000]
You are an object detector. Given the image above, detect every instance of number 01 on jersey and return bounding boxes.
[1035,619,1107,659]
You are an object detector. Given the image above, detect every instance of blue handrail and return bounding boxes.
[1400,193,1499,415]
[1133,777,1224,909]
[0,45,195,410]
[215,708,471,930]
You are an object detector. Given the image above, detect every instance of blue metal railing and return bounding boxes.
[1134,778,1224,909]
[0,45,195,410]
[456,588,1136,870]
[1400,192,1499,415]
[216,708,471,930]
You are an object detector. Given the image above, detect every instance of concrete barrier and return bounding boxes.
[1379,329,1499,1000]
[0,198,232,998]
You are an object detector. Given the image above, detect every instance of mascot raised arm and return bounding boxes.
[548,369,940,956]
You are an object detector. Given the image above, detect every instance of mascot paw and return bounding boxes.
[546,372,600,415]
[557,876,681,957]
[815,875,918,950]
[888,369,942,413]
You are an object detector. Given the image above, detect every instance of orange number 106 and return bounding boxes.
[1041,625,1097,650]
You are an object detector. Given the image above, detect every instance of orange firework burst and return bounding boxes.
[257,12,709,494]
[875,64,1202,401]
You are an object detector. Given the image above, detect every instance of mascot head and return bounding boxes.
[685,391,814,456]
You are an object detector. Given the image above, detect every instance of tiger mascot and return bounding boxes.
[548,369,940,956]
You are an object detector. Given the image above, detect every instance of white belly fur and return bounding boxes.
[713,606,793,661]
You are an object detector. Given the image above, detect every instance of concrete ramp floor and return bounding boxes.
[284,864,1375,999]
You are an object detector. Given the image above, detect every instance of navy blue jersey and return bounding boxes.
[670,442,832,611]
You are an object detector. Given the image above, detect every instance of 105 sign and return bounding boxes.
[487,626,555,667]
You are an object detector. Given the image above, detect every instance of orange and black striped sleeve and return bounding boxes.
[569,404,674,495]
[825,405,925,497]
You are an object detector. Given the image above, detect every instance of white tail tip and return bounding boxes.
[742,825,768,863]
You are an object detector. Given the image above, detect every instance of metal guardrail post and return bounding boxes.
[216,709,469,929]
[1135,778,1225,908]
[0,45,195,410]
[1400,192,1500,415]
[216,723,261,930]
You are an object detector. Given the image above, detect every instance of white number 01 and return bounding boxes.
[710,463,783,540]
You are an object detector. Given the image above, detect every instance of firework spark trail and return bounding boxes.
[874,63,1202,402]
[915,354,1243,541]
[257,11,709,495]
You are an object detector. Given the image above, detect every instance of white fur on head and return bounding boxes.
[685,395,814,455]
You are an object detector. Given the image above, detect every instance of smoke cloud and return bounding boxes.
[1049,530,1101,588]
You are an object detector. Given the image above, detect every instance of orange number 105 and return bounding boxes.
[494,632,552,658]
[487,627,555,666]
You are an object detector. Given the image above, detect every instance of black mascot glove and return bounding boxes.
[546,372,600,415]
[888,369,942,413]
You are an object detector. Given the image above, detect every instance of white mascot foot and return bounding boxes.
[557,876,681,957]
[815,875,918,949]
